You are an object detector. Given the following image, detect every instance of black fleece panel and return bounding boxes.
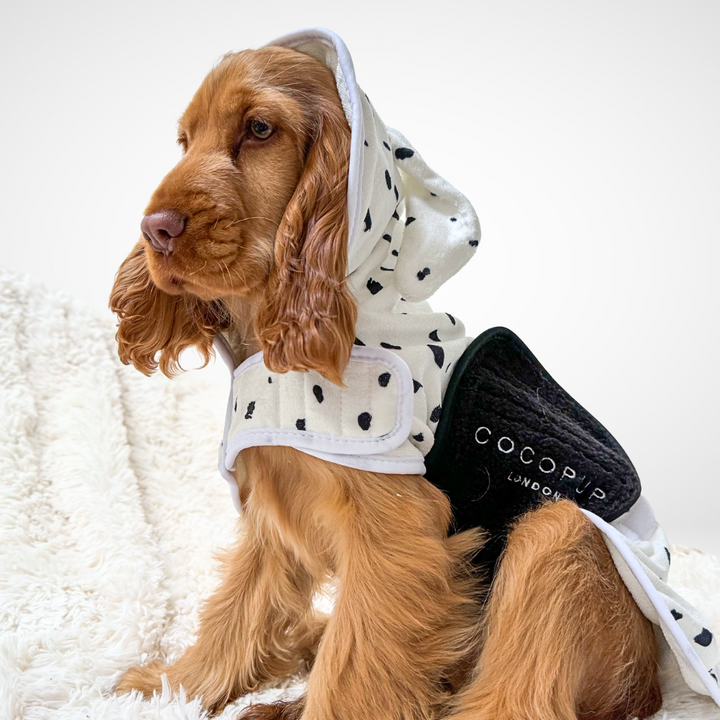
[424,327,641,572]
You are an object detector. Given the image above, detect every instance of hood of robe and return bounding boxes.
[264,27,481,301]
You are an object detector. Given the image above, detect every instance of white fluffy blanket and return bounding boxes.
[1,266,718,720]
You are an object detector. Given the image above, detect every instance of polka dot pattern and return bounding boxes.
[366,278,383,295]
[696,629,714,647]
[428,344,445,369]
[363,209,372,232]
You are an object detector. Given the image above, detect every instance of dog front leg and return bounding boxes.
[116,519,317,712]
[297,472,480,720]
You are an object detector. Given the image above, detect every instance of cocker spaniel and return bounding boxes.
[110,42,661,720]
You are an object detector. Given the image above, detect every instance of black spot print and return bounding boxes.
[354,337,365,346]
[446,313,456,325]
[245,401,255,420]
[430,405,442,423]
[429,329,440,342]
[695,628,713,647]
[417,267,431,281]
[428,344,445,368]
[413,380,423,393]
[413,433,425,442]
[395,147,414,160]
[450,217,457,222]
[234,398,237,412]
[296,418,306,431]
[385,169,392,189]
[469,239,479,247]
[430,192,437,197]
[364,139,369,147]
[446,363,452,373]
[711,672,718,681]
[392,249,399,257]
[383,233,392,242]
[268,376,272,383]
[383,141,391,151]
[358,412,372,431]
[665,547,671,564]
[400,297,406,301]
[671,609,683,621]
[378,372,391,387]
[381,342,402,349]
[380,266,394,271]
[405,216,416,226]
[392,210,400,220]
[363,208,372,232]
[313,385,324,403]
[393,185,398,201]
[367,277,383,295]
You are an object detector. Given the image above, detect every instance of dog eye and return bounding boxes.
[177,134,188,152]
[249,120,273,140]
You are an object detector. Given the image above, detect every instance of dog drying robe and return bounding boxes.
[214,27,720,706]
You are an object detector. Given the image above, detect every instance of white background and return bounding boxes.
[1,0,718,555]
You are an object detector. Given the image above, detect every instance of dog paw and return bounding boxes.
[115,661,167,698]
[240,698,305,720]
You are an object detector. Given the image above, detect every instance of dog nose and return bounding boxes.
[141,210,186,255]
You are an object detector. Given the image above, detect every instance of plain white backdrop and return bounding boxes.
[1,0,718,555]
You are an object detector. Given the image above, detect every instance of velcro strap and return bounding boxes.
[222,346,414,473]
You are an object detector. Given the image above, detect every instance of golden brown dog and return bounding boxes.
[110,46,662,720]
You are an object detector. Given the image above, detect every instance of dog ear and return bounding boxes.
[109,241,229,377]
[254,96,357,386]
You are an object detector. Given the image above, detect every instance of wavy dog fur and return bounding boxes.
[111,46,661,719]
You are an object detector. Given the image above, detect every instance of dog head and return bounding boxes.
[110,46,355,385]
